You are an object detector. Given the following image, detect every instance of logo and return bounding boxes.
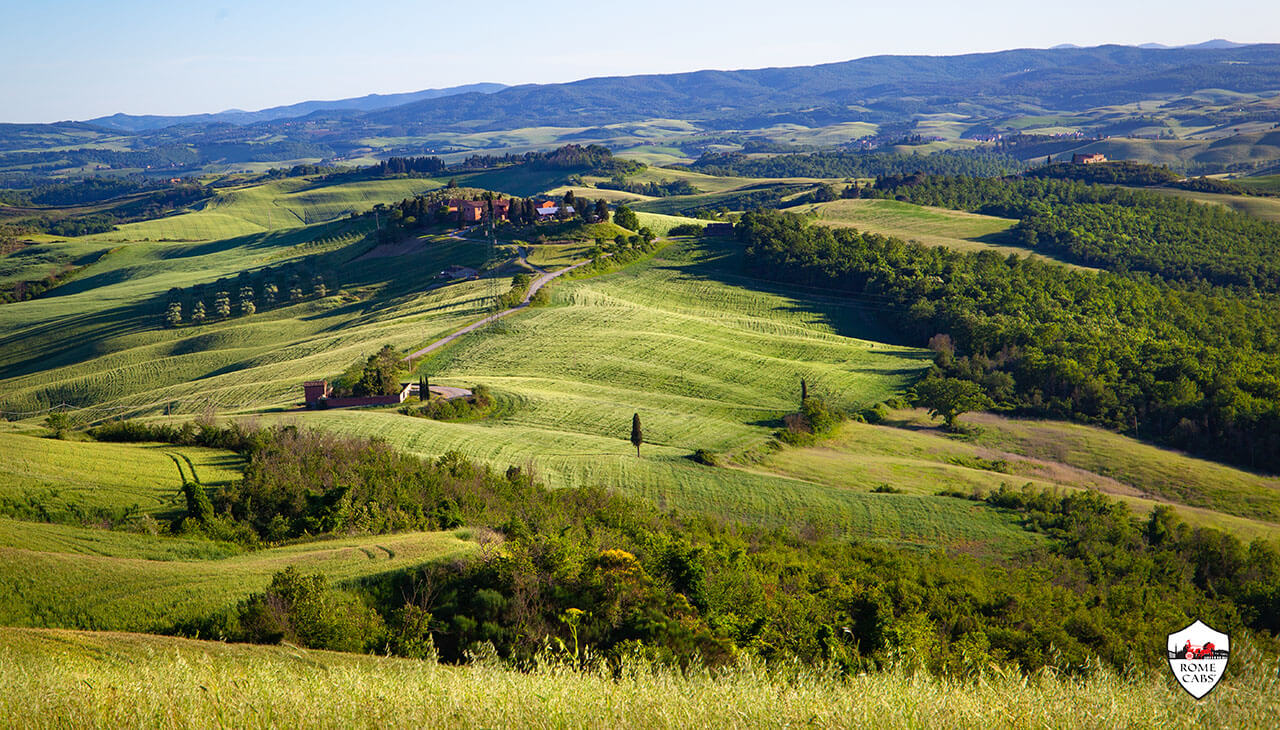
[1166,619,1230,699]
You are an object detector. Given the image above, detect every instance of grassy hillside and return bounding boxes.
[0,224,493,418]
[752,410,1280,541]
[1238,173,1280,193]
[1142,185,1280,223]
[0,431,241,519]
[2,628,1277,729]
[631,211,706,236]
[796,198,1099,268]
[283,238,1025,548]
[0,522,471,631]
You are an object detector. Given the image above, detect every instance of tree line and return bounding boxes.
[735,210,1280,475]
[163,262,331,327]
[868,174,1280,292]
[367,144,640,182]
[687,149,1028,179]
[596,176,699,197]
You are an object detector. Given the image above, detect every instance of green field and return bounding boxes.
[524,242,594,268]
[631,211,706,235]
[1238,174,1280,193]
[284,237,1029,547]
[3,628,1276,729]
[797,199,1095,269]
[753,410,1280,541]
[0,521,471,632]
[97,176,445,242]
[1142,186,1280,223]
[0,221,495,419]
[0,431,241,519]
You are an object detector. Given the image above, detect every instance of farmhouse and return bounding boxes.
[301,380,414,409]
[456,200,486,223]
[535,201,574,220]
[448,198,510,224]
[1072,153,1108,165]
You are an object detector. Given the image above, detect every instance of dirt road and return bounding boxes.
[402,258,591,362]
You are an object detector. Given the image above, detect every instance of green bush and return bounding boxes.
[236,567,384,652]
[690,449,718,466]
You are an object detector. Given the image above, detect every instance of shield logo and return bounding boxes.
[1166,619,1230,699]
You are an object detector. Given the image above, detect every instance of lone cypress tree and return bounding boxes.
[801,378,808,403]
[630,413,643,457]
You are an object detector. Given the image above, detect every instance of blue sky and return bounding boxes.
[3,0,1276,123]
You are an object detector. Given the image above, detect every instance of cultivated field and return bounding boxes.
[0,430,241,518]
[754,410,1280,542]
[0,521,471,632]
[2,628,1277,729]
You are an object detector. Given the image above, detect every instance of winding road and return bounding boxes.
[402,258,592,363]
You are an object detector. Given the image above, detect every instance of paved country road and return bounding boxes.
[402,258,592,362]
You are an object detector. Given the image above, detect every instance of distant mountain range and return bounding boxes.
[87,83,507,132]
[3,41,1278,178]
[343,43,1280,132]
[70,41,1270,134]
[1052,39,1251,50]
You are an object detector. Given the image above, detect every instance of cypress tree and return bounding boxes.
[630,413,643,457]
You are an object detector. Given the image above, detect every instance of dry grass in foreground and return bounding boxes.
[2,628,1278,729]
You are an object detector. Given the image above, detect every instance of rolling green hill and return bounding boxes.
[0,521,472,632]
[802,199,1008,244]
[0,431,241,520]
[752,410,1280,542]
[796,198,1097,269]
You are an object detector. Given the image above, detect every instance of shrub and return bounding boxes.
[667,223,704,237]
[236,567,384,652]
[690,449,718,466]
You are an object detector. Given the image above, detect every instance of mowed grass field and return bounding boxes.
[0,219,496,419]
[3,628,1278,729]
[0,520,472,632]
[796,199,1096,268]
[753,410,1280,542]
[0,431,242,518]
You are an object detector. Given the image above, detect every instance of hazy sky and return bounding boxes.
[3,0,1276,123]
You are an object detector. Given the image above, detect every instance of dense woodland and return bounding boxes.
[868,174,1280,291]
[1021,161,1180,186]
[368,145,635,181]
[688,150,1027,179]
[736,210,1280,474]
[87,422,1280,673]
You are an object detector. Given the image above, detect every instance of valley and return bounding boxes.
[4,34,1280,725]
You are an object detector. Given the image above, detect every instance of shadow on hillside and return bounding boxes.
[669,237,928,352]
[0,300,156,382]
